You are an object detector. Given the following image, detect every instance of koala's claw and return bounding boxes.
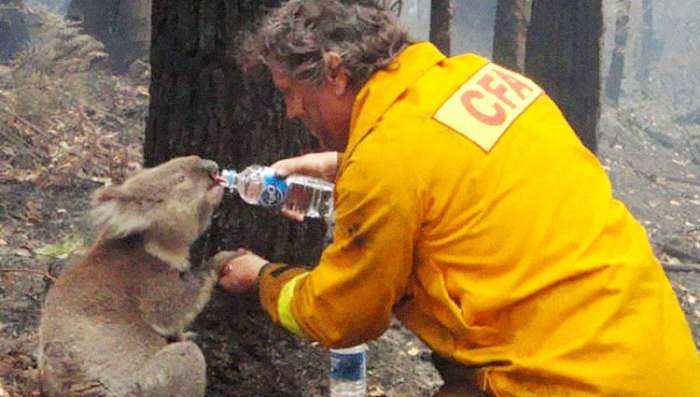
[68,381,111,397]
[168,331,197,343]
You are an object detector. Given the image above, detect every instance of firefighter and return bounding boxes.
[219,1,700,395]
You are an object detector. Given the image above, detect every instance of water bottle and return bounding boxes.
[219,165,334,220]
[329,344,368,397]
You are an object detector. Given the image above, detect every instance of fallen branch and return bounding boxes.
[0,126,46,163]
[662,243,700,263]
[661,175,700,187]
[662,263,700,273]
[626,163,700,188]
[0,268,57,282]
[65,93,127,128]
[0,95,49,139]
[630,167,658,185]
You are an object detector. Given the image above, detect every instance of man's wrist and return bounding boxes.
[254,262,272,289]
[336,151,343,167]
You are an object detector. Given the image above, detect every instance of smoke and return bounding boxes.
[399,0,496,56]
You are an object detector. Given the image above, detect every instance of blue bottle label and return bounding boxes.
[260,174,288,209]
[330,351,366,382]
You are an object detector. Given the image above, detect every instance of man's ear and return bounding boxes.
[325,51,350,96]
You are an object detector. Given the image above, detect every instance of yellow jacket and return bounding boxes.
[259,42,700,396]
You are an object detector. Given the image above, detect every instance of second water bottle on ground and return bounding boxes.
[330,344,368,397]
[220,165,334,220]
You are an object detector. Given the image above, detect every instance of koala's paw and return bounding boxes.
[209,250,241,273]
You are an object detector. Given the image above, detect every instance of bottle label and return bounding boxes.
[330,351,366,382]
[260,174,288,209]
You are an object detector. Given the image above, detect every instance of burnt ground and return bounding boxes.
[1,96,700,397]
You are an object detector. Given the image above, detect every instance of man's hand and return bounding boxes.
[271,152,339,182]
[270,152,339,221]
[218,249,269,294]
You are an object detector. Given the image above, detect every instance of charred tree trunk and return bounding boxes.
[525,0,602,154]
[604,0,631,106]
[116,0,150,63]
[146,1,327,395]
[430,0,453,55]
[67,0,150,70]
[0,0,30,62]
[636,0,654,83]
[492,0,528,72]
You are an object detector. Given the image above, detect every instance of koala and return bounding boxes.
[38,155,239,397]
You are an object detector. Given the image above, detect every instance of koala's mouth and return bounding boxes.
[208,171,222,190]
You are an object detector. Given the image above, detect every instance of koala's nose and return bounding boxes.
[199,159,219,175]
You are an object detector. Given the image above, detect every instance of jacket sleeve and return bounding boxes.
[259,263,309,334]
[258,138,422,347]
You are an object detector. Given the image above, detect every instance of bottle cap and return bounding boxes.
[219,169,237,192]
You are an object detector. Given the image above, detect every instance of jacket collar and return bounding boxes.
[341,42,446,166]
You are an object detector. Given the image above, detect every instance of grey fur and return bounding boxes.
[38,156,237,397]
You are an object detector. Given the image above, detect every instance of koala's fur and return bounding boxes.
[39,156,238,397]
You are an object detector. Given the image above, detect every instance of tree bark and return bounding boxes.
[524,0,602,154]
[430,0,453,55]
[146,1,327,395]
[604,0,631,106]
[492,0,528,72]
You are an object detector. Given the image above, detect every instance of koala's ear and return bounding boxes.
[124,161,143,179]
[90,185,151,240]
[91,185,127,205]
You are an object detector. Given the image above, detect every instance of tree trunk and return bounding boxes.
[146,1,327,395]
[430,0,453,55]
[604,0,631,106]
[524,0,602,154]
[116,0,151,62]
[636,0,654,83]
[67,0,150,70]
[492,0,528,72]
[0,0,30,62]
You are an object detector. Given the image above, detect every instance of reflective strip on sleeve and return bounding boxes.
[278,272,309,337]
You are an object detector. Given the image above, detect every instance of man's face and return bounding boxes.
[270,63,353,152]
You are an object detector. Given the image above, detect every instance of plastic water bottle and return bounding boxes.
[219,165,334,220]
[329,344,368,397]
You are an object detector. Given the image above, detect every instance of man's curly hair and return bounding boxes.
[241,0,413,89]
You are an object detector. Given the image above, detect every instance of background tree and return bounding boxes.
[492,0,528,72]
[66,0,150,70]
[0,0,30,61]
[604,0,632,106]
[430,0,452,54]
[145,1,328,395]
[636,0,656,83]
[525,0,603,153]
